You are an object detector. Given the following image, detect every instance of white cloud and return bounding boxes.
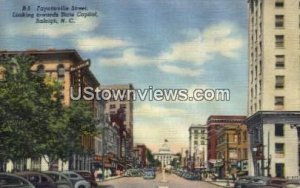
[100,48,159,66]
[97,22,244,77]
[157,64,202,77]
[134,103,187,118]
[4,17,99,38]
[77,37,128,51]
[160,22,242,64]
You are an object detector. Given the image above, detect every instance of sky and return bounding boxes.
[0,0,248,153]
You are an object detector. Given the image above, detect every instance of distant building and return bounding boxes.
[180,147,189,168]
[133,144,148,168]
[153,140,179,167]
[188,124,207,170]
[247,0,300,178]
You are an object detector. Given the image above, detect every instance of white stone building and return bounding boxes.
[153,140,179,168]
[189,124,207,169]
[246,0,300,178]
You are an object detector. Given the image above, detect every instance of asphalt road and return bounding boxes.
[97,173,220,188]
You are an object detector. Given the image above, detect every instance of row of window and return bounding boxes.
[194,140,205,145]
[109,104,127,109]
[193,130,206,134]
[36,64,65,77]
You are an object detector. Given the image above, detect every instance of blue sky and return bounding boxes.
[0,0,248,153]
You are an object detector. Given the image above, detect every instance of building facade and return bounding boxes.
[206,115,247,173]
[133,144,148,168]
[101,84,134,165]
[188,124,207,170]
[216,124,248,178]
[247,0,300,178]
[153,140,179,168]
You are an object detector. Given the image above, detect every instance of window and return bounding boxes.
[243,131,247,141]
[275,0,284,8]
[275,15,284,28]
[194,141,198,145]
[120,104,126,109]
[275,55,285,68]
[275,143,284,154]
[275,76,284,89]
[57,64,65,77]
[275,35,284,48]
[110,104,116,109]
[194,130,198,134]
[275,124,284,136]
[275,96,284,106]
[36,65,45,77]
[201,141,205,145]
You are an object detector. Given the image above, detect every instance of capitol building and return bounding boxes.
[153,140,179,167]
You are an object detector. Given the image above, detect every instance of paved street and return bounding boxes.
[97,173,219,188]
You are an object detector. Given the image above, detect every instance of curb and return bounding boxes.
[96,175,124,183]
[204,180,234,188]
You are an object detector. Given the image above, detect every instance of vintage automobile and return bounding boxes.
[42,171,73,188]
[74,171,98,188]
[15,171,57,188]
[61,171,91,188]
[0,173,35,188]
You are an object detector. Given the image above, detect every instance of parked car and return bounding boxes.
[74,171,97,188]
[0,173,35,188]
[62,171,91,188]
[283,179,300,188]
[124,169,144,177]
[42,171,73,188]
[143,169,155,179]
[15,171,57,188]
[262,178,287,188]
[234,176,255,188]
[239,176,286,188]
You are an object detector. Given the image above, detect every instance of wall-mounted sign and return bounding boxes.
[70,60,90,72]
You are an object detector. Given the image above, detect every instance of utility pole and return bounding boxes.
[267,132,270,176]
[226,132,230,186]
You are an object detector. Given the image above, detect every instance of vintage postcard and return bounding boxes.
[0,0,298,188]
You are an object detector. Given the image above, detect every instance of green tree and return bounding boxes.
[146,148,161,168]
[0,55,97,170]
[0,55,59,164]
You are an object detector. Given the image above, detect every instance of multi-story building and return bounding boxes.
[188,124,207,170]
[216,124,248,178]
[153,140,179,168]
[133,144,148,168]
[180,147,189,168]
[246,0,300,178]
[1,49,103,172]
[101,84,134,165]
[206,115,247,172]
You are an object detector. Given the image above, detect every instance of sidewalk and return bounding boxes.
[204,179,234,188]
[96,175,123,183]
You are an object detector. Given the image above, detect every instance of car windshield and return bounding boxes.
[0,176,29,186]
[144,171,154,176]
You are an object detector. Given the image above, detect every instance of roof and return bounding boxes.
[0,49,100,87]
